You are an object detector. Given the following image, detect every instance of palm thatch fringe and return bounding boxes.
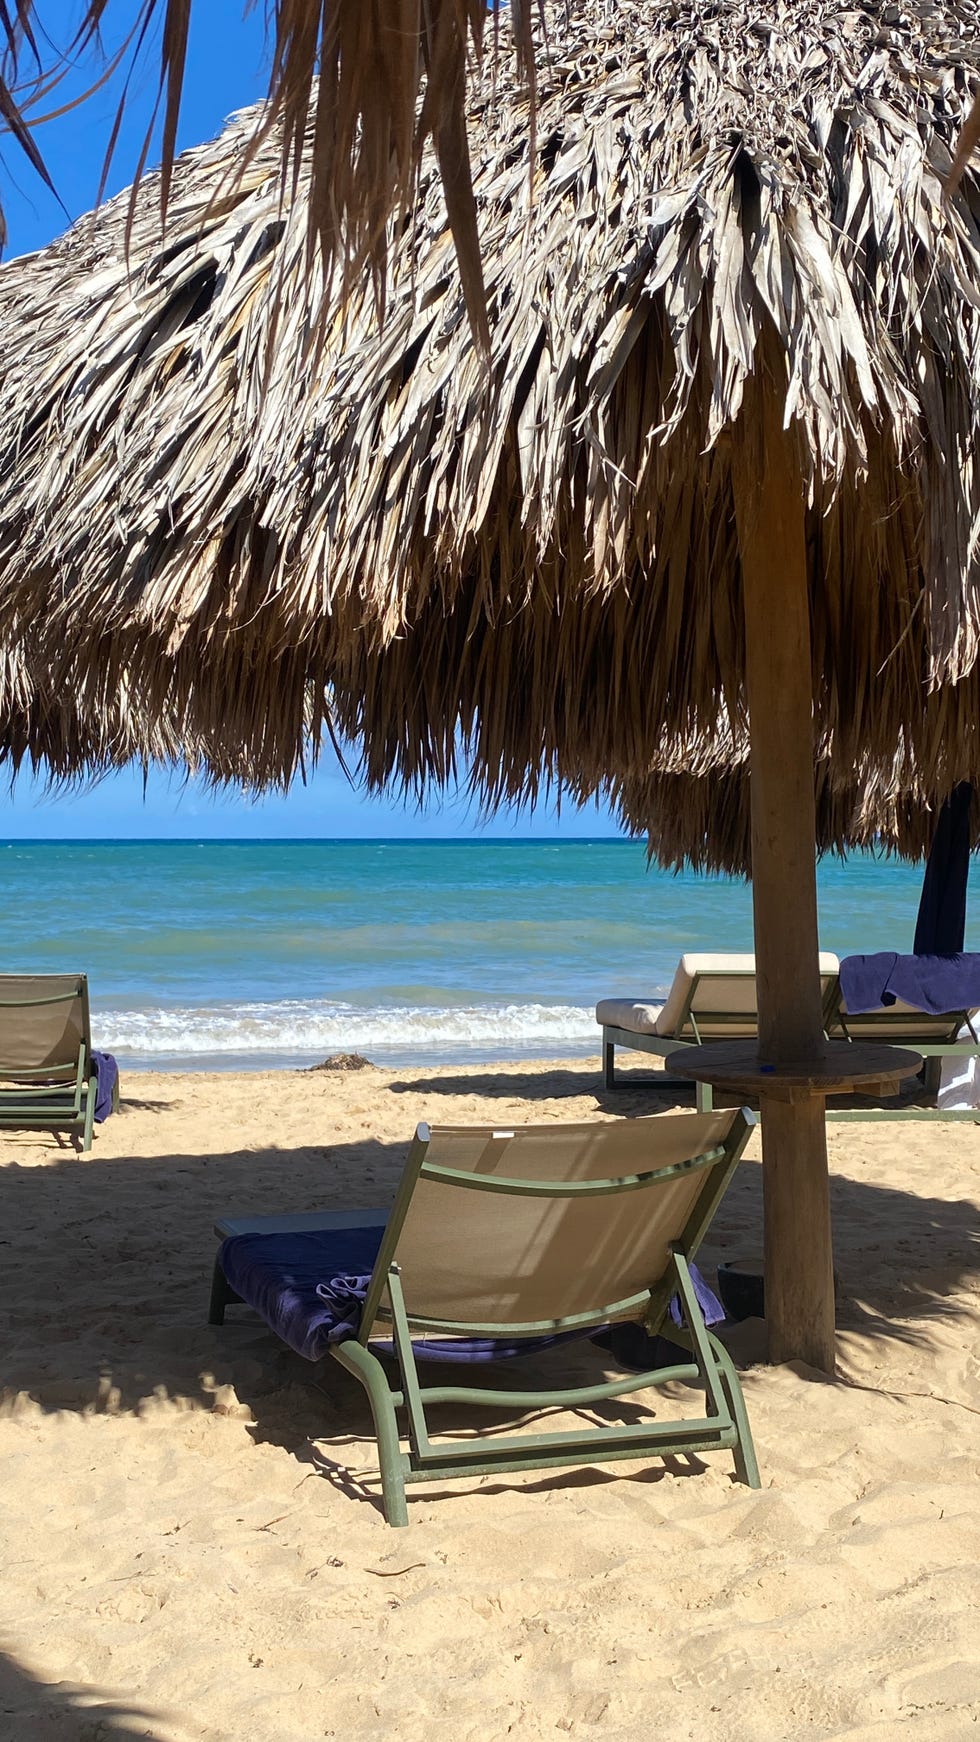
[0,1,978,863]
[0,636,302,791]
[608,734,980,874]
[0,642,174,785]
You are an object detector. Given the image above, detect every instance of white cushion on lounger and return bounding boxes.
[655,953,760,1036]
[598,952,841,1041]
[595,997,664,1036]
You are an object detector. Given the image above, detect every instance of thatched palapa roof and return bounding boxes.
[0,0,979,868]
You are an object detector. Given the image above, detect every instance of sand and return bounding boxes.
[0,1058,978,1741]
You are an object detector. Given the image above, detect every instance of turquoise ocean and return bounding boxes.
[2,838,978,1070]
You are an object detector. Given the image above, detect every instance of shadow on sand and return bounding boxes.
[386,1062,965,1120]
[0,1650,172,1739]
[386,1064,696,1111]
[0,1111,976,1415]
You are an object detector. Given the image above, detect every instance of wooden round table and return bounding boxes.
[668,1038,924,1104]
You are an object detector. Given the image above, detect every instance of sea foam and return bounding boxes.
[96,998,598,1062]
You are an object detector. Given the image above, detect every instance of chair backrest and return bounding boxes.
[0,974,91,1076]
[358,1110,754,1339]
[657,952,841,1040]
[826,991,972,1046]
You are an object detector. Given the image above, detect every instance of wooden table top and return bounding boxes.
[669,1038,923,1101]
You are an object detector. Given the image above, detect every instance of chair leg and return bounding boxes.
[208,1259,237,1326]
[332,1342,409,1527]
[696,1080,714,1113]
[82,1085,96,1152]
[603,1037,616,1090]
[921,1057,942,1099]
[708,1332,761,1489]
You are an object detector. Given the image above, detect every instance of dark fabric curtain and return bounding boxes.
[913,783,974,956]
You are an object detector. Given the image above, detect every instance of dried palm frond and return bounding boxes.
[0,0,979,871]
[0,0,517,332]
[0,8,62,252]
[949,90,980,189]
[8,0,980,333]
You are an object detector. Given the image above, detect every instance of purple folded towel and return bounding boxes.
[218,1226,723,1366]
[314,1272,373,1344]
[839,953,980,1017]
[91,1051,119,1123]
[219,1228,385,1363]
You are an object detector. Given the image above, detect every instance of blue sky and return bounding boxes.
[3,4,623,840]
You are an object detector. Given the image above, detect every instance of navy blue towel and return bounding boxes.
[219,1227,386,1362]
[91,1051,119,1122]
[218,1226,723,1366]
[839,952,980,1016]
[913,784,973,956]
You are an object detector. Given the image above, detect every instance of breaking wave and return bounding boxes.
[95,999,598,1064]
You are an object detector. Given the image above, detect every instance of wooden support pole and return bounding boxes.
[756,1093,834,1367]
[732,356,836,1374]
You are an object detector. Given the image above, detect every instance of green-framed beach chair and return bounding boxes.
[597,952,841,1101]
[824,984,980,1120]
[210,1109,760,1526]
[0,973,102,1151]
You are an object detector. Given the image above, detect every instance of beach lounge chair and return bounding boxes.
[209,1109,760,1526]
[597,953,841,1099]
[0,973,108,1151]
[824,974,980,1119]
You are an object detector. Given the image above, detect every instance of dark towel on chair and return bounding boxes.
[218,1226,723,1366]
[220,1228,386,1361]
[839,952,980,1016]
[92,1052,119,1122]
[591,1265,725,1372]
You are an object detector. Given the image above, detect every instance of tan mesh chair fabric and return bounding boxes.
[385,1113,737,1330]
[0,974,89,1074]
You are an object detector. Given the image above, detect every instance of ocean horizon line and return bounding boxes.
[0,833,642,848]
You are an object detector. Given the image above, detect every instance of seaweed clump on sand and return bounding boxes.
[306,1053,376,1073]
